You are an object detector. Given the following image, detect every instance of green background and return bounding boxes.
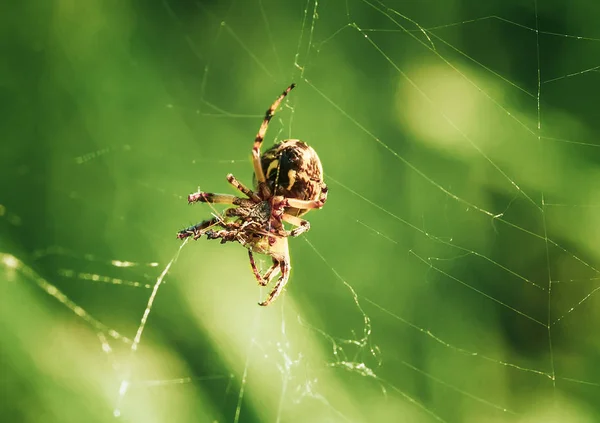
[3,0,600,422]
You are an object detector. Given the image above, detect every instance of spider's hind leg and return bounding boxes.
[281,213,310,237]
[253,84,296,188]
[284,184,328,210]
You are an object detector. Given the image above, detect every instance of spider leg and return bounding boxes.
[258,259,290,307]
[281,213,310,237]
[187,191,250,206]
[284,184,328,210]
[248,251,278,286]
[177,217,221,239]
[178,207,244,240]
[205,227,240,244]
[224,208,258,226]
[226,174,260,202]
[253,84,296,189]
[261,258,279,281]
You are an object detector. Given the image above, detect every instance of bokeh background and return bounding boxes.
[3,0,600,422]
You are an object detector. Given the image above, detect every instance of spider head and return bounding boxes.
[248,200,272,223]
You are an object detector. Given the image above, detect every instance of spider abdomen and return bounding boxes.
[258,139,324,216]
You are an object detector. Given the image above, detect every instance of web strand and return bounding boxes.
[113,240,188,417]
[8,0,600,421]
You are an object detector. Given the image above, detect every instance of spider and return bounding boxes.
[177,83,328,306]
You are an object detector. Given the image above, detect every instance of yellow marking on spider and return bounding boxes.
[266,160,279,179]
[286,170,297,190]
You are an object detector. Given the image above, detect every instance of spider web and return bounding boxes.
[3,0,600,421]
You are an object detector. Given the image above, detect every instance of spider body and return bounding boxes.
[259,140,325,217]
[178,84,327,306]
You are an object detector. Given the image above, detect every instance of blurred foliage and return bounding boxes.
[2,0,600,422]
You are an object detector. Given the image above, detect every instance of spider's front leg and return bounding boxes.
[177,209,240,240]
[227,174,260,202]
[179,188,253,241]
[187,191,250,207]
[205,228,240,244]
[177,217,220,240]
[258,258,290,307]
[248,251,278,286]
